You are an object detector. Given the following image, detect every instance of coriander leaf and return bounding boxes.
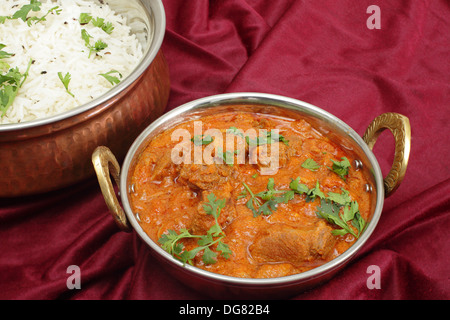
[207,223,222,238]
[327,188,352,206]
[0,67,22,86]
[352,212,366,234]
[257,200,276,216]
[301,158,320,171]
[245,197,258,216]
[202,247,218,265]
[81,28,92,46]
[79,13,114,34]
[178,249,197,265]
[0,44,13,59]
[0,86,16,116]
[242,180,292,217]
[191,134,214,146]
[159,193,231,265]
[289,177,309,195]
[237,189,247,200]
[331,228,350,236]
[12,0,42,22]
[101,21,114,34]
[316,198,340,221]
[316,197,365,238]
[81,29,108,58]
[79,13,92,25]
[94,40,108,52]
[202,193,226,221]
[343,201,358,222]
[99,70,122,85]
[242,182,263,217]
[0,57,32,116]
[226,126,244,138]
[316,198,356,237]
[26,5,60,25]
[245,131,289,146]
[329,157,351,180]
[57,72,74,97]
[256,178,284,200]
[306,180,325,202]
[158,228,190,253]
[269,131,289,146]
[91,17,105,28]
[197,233,213,246]
[279,190,295,203]
[216,148,237,166]
[217,241,232,259]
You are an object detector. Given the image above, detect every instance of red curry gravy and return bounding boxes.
[130,109,373,278]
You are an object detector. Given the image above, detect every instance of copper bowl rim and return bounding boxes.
[0,0,166,133]
[118,92,386,287]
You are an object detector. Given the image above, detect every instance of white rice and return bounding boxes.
[0,0,144,124]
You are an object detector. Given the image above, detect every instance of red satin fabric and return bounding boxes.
[1,0,449,300]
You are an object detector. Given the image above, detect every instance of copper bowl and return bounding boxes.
[0,0,170,197]
[92,93,411,298]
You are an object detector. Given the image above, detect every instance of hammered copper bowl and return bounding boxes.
[93,93,411,298]
[0,0,170,197]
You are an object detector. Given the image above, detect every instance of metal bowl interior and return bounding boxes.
[0,0,165,133]
[118,93,385,298]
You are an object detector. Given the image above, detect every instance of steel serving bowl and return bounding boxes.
[0,0,170,197]
[92,92,411,298]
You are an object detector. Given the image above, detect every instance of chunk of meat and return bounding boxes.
[178,163,232,190]
[149,149,180,181]
[249,221,336,265]
[248,142,289,174]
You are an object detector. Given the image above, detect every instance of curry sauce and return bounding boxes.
[130,110,373,278]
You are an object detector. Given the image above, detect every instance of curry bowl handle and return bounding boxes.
[92,146,131,232]
[363,113,411,197]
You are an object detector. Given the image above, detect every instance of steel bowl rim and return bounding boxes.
[0,0,166,133]
[120,92,385,287]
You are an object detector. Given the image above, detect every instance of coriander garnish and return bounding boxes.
[316,198,366,238]
[79,13,114,34]
[191,134,214,146]
[0,50,32,117]
[329,157,351,180]
[242,175,367,238]
[81,29,108,58]
[226,126,244,138]
[0,1,61,26]
[57,72,74,97]
[158,193,232,265]
[289,176,366,238]
[245,131,289,146]
[241,179,293,217]
[99,70,122,86]
[216,148,240,166]
[301,158,320,171]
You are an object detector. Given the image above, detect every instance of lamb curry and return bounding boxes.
[129,107,374,278]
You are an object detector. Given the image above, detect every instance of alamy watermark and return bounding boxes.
[367,5,381,30]
[66,265,81,290]
[366,264,382,289]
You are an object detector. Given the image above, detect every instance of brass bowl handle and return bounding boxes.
[92,146,131,232]
[363,113,411,197]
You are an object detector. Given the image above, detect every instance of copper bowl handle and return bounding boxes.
[363,113,411,197]
[92,146,131,232]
